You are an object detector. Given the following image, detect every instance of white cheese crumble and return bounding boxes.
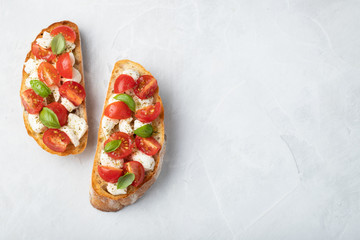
[134,119,150,130]
[36,31,52,49]
[50,86,60,102]
[102,116,119,136]
[60,126,79,147]
[108,94,119,105]
[61,97,77,112]
[107,183,127,195]
[65,41,76,52]
[133,96,154,110]
[100,151,124,168]
[69,52,75,66]
[131,150,155,171]
[27,114,46,133]
[24,58,45,88]
[122,69,140,81]
[67,113,88,141]
[119,117,133,135]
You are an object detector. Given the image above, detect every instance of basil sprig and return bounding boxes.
[39,107,60,128]
[134,124,153,138]
[114,94,135,112]
[30,80,51,98]
[117,172,135,189]
[51,34,66,55]
[104,140,121,153]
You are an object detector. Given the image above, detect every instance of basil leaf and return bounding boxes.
[51,34,66,55]
[134,124,153,138]
[30,80,51,98]
[117,172,135,189]
[114,94,135,112]
[39,107,60,129]
[104,140,121,153]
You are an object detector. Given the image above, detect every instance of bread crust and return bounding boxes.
[21,21,88,156]
[90,60,166,212]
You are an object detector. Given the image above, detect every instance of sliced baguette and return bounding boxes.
[90,60,166,211]
[21,21,88,156]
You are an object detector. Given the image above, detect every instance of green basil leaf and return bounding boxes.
[51,33,66,55]
[39,107,61,129]
[114,94,135,112]
[104,140,121,153]
[117,172,135,189]
[30,80,51,98]
[134,124,153,138]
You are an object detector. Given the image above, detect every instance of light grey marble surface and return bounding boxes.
[1,0,360,239]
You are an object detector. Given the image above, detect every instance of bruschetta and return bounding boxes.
[90,60,166,211]
[20,21,88,156]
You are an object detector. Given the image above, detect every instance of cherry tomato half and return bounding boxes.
[43,129,71,152]
[135,136,161,156]
[135,102,161,123]
[124,161,145,187]
[46,102,68,127]
[97,165,124,183]
[56,53,72,79]
[104,102,132,120]
[31,43,56,62]
[59,81,86,106]
[134,75,158,99]
[37,62,60,87]
[114,74,136,93]
[104,132,133,159]
[50,25,76,42]
[21,89,45,114]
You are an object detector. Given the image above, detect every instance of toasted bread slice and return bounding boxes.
[21,21,88,156]
[90,60,166,211]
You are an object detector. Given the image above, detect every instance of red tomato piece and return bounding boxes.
[21,89,45,114]
[46,102,68,126]
[31,43,56,62]
[50,25,76,42]
[104,132,133,159]
[134,75,158,99]
[124,161,145,187]
[56,53,72,79]
[59,81,86,106]
[43,129,71,152]
[37,62,60,87]
[135,102,161,123]
[114,74,136,93]
[104,102,132,120]
[135,136,161,156]
[97,166,124,183]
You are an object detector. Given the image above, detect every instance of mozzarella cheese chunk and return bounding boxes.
[100,151,124,168]
[65,41,76,52]
[61,97,77,112]
[119,117,133,134]
[50,86,60,102]
[24,59,45,88]
[67,113,88,140]
[60,126,80,147]
[133,96,154,110]
[134,119,150,130]
[27,114,46,133]
[107,183,127,195]
[36,31,52,49]
[122,69,140,81]
[69,52,75,66]
[102,116,119,136]
[108,94,119,105]
[62,68,81,83]
[131,150,155,171]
